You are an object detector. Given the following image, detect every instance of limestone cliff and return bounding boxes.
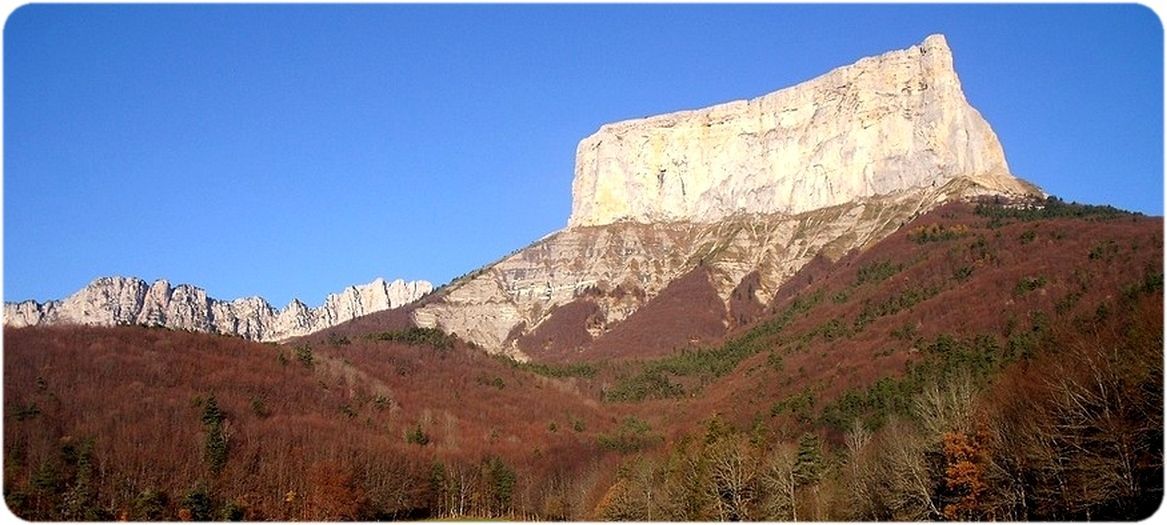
[569,34,1034,227]
[412,35,1040,358]
[4,276,432,342]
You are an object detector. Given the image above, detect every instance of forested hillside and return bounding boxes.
[4,327,622,520]
[591,197,1163,520]
[5,198,1162,520]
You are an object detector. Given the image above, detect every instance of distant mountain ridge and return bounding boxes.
[3,276,432,342]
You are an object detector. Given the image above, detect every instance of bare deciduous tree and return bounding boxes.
[759,442,798,520]
[876,417,942,520]
[841,418,879,519]
[914,371,977,439]
[709,437,757,520]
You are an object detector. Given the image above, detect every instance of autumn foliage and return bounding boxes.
[940,431,987,520]
[3,325,619,520]
[4,198,1162,520]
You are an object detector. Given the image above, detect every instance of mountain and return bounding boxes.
[3,276,432,342]
[5,33,1160,521]
[409,35,1039,359]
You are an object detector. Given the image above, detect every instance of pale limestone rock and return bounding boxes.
[4,276,432,342]
[275,299,314,337]
[413,35,1040,356]
[318,277,430,327]
[568,35,1034,228]
[4,300,57,329]
[212,297,277,341]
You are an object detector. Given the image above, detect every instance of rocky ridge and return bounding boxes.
[4,276,432,342]
[411,35,1041,358]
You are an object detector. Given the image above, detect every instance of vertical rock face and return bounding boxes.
[413,35,1040,358]
[4,276,432,342]
[568,35,1032,228]
[318,278,431,326]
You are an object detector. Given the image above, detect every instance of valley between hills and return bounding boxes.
[4,35,1162,521]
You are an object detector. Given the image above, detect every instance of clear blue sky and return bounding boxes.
[5,4,1163,306]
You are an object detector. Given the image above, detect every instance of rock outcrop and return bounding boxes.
[412,35,1040,358]
[4,276,432,342]
[569,35,1033,227]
